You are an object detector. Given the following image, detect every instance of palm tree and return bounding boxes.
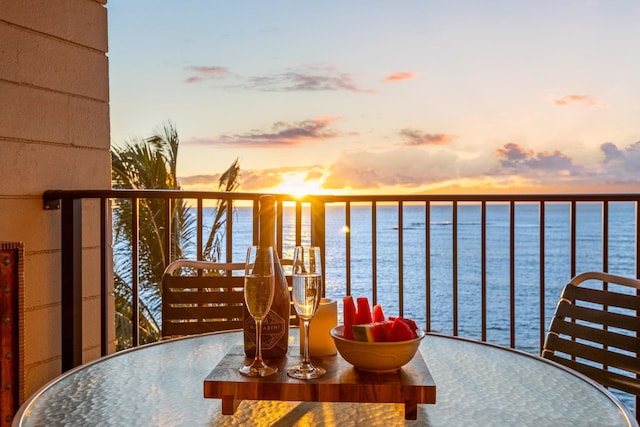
[111,120,240,350]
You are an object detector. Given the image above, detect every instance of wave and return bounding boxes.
[392,221,452,229]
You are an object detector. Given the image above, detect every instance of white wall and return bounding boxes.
[0,0,111,402]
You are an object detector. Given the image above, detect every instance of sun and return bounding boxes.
[273,171,326,198]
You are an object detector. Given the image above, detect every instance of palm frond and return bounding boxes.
[203,158,240,261]
[111,122,241,349]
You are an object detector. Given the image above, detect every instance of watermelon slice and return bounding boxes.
[343,296,357,340]
[355,297,373,324]
[389,316,418,335]
[373,304,385,322]
[352,321,392,342]
[386,317,415,342]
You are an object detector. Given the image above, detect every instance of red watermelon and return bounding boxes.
[386,317,415,342]
[355,297,373,324]
[389,316,418,334]
[373,304,385,322]
[343,296,357,340]
[352,321,392,342]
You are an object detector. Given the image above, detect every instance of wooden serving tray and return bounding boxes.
[203,345,436,420]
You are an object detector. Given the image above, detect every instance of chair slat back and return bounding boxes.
[162,259,298,339]
[542,272,640,398]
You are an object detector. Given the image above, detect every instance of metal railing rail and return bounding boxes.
[43,190,640,374]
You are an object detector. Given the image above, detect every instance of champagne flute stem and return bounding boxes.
[255,318,264,363]
[302,319,311,365]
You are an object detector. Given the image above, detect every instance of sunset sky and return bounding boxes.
[107,1,640,195]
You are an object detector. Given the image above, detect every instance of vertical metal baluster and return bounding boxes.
[635,200,640,420]
[425,200,431,332]
[226,197,233,262]
[276,197,285,256]
[398,201,404,317]
[510,201,515,348]
[196,198,203,261]
[311,200,326,283]
[372,202,377,305]
[569,200,577,359]
[61,197,82,370]
[295,201,302,246]
[453,201,458,336]
[602,201,611,370]
[603,201,609,274]
[164,198,172,266]
[252,200,259,245]
[100,197,109,356]
[570,200,577,278]
[539,201,546,351]
[481,201,487,342]
[131,197,139,347]
[345,202,351,297]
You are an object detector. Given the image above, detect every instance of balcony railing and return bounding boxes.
[43,190,640,412]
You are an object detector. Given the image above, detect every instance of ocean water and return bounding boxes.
[188,201,638,409]
[202,201,637,350]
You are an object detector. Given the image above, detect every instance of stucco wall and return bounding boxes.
[0,0,111,402]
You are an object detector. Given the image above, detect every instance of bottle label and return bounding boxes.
[244,310,286,349]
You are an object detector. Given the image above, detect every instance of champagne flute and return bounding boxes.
[287,246,326,379]
[239,246,278,377]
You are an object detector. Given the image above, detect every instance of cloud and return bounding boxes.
[185,117,341,148]
[553,94,601,107]
[184,66,233,83]
[490,141,640,188]
[305,168,324,181]
[322,148,471,189]
[596,140,640,182]
[180,140,640,194]
[399,129,455,146]
[249,68,375,93]
[179,165,327,192]
[239,170,287,191]
[601,142,625,164]
[184,64,375,93]
[494,142,582,174]
[178,174,223,186]
[178,170,285,191]
[383,72,416,82]
[321,142,590,191]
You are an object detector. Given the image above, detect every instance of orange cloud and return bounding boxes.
[185,63,376,93]
[399,128,455,146]
[180,140,640,195]
[185,66,233,83]
[185,116,341,148]
[180,164,329,193]
[553,94,599,107]
[254,67,376,93]
[384,72,416,82]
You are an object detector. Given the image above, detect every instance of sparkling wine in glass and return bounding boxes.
[287,246,326,379]
[239,246,278,377]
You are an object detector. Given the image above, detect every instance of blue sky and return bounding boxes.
[107,1,640,195]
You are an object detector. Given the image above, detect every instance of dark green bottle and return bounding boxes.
[243,195,290,358]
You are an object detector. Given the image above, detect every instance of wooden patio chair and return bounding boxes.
[161,259,297,339]
[541,271,640,417]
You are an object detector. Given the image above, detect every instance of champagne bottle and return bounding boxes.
[243,195,290,358]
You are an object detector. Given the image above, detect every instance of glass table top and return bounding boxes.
[14,331,636,427]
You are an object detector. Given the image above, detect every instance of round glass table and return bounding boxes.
[13,331,636,426]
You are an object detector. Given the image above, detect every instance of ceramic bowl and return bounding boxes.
[330,325,425,373]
